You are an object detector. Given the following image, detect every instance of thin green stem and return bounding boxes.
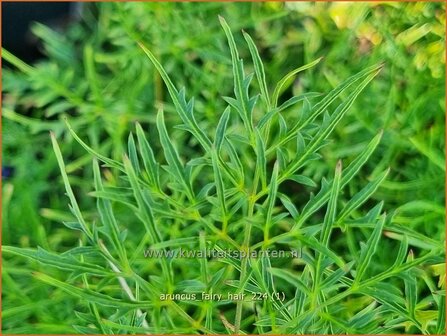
[234,198,256,333]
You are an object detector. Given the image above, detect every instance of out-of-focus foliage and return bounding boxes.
[280,2,446,239]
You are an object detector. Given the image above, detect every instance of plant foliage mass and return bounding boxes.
[2,8,445,335]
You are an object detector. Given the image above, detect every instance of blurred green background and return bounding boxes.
[2,1,445,333]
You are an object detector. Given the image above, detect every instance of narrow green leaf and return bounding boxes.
[321,161,342,247]
[347,302,377,330]
[379,225,440,250]
[127,133,141,175]
[211,147,227,229]
[264,162,279,242]
[255,128,267,190]
[254,317,287,327]
[93,159,127,262]
[392,235,409,269]
[279,234,345,269]
[355,214,386,283]
[223,138,245,184]
[33,272,153,308]
[251,260,292,321]
[3,246,111,276]
[65,119,124,172]
[138,42,211,151]
[135,122,159,189]
[321,261,355,290]
[73,325,100,334]
[338,168,390,223]
[341,131,384,184]
[278,193,299,220]
[277,92,322,113]
[50,132,93,240]
[219,16,254,135]
[268,268,310,295]
[296,132,306,155]
[215,107,231,152]
[287,174,317,188]
[276,147,288,171]
[101,319,161,335]
[293,287,307,317]
[123,155,161,243]
[199,232,209,285]
[295,130,383,229]
[2,48,35,74]
[360,285,421,329]
[83,44,103,106]
[278,113,287,139]
[147,237,198,250]
[272,57,323,107]
[404,270,417,319]
[436,295,446,334]
[243,30,270,109]
[409,136,445,172]
[156,109,194,200]
[123,155,172,287]
[260,255,275,293]
[63,221,83,232]
[209,268,226,290]
[89,189,136,210]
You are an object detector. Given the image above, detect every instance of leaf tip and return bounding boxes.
[336,159,343,172]
[408,249,414,261]
[376,62,386,73]
[122,153,130,164]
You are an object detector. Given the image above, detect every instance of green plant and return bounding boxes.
[3,16,444,334]
[1,2,284,252]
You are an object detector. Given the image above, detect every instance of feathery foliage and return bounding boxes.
[2,4,445,334]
